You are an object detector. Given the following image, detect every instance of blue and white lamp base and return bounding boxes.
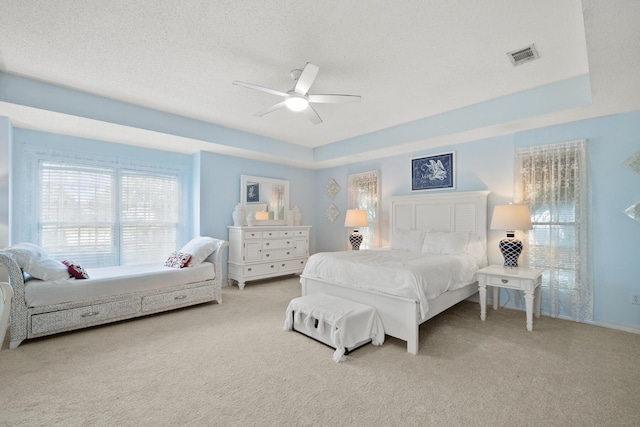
[499,234,523,267]
[349,230,363,250]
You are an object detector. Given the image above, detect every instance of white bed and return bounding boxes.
[300,190,490,354]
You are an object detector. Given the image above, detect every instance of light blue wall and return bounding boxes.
[7,129,317,281]
[1,71,638,331]
[0,117,11,247]
[10,129,195,245]
[314,111,640,330]
[0,72,313,164]
[194,151,316,279]
[515,112,640,330]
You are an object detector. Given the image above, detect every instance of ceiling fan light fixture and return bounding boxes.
[285,95,308,111]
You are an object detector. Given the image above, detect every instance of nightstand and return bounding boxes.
[477,265,544,331]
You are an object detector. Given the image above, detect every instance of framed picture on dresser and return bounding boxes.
[246,182,260,203]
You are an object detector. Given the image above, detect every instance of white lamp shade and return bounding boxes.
[344,209,369,227]
[490,204,533,231]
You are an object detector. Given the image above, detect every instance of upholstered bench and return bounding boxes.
[283,293,385,362]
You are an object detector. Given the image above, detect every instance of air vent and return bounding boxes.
[507,44,539,66]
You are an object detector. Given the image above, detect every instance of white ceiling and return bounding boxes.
[1,0,639,167]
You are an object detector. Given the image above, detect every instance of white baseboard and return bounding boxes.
[464,294,640,335]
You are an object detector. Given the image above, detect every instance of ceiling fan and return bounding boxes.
[232,62,361,124]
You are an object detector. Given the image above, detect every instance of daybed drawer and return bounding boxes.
[141,286,214,313]
[31,299,139,336]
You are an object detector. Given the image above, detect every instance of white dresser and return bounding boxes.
[228,226,311,289]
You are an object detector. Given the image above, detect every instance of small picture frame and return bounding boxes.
[411,151,455,191]
[246,182,260,203]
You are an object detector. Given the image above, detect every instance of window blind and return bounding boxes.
[35,156,185,268]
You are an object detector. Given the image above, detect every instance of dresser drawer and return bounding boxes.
[243,263,278,277]
[487,275,522,288]
[243,231,262,239]
[262,230,279,238]
[262,248,294,261]
[293,229,309,237]
[262,238,293,249]
[142,285,214,313]
[278,258,307,272]
[31,299,140,336]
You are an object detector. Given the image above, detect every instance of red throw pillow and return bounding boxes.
[62,260,90,279]
[164,251,191,269]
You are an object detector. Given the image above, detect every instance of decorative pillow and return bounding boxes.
[178,237,218,267]
[421,231,469,255]
[4,243,70,281]
[62,260,90,279]
[3,242,50,268]
[390,229,426,252]
[164,251,192,269]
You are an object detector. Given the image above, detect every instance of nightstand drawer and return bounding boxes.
[487,276,522,288]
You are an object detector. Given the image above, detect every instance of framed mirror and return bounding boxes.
[240,175,290,226]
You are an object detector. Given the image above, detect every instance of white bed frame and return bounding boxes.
[300,190,490,355]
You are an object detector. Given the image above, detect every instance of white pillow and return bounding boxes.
[4,242,70,281]
[421,231,469,255]
[179,237,218,267]
[390,229,426,252]
[466,234,488,267]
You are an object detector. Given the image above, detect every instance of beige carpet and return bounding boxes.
[1,277,639,426]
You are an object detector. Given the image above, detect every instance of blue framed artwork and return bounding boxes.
[246,182,260,203]
[411,151,455,191]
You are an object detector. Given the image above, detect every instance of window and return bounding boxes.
[24,147,187,267]
[348,170,380,249]
[515,140,592,321]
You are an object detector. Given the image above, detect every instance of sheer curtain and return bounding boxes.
[348,170,380,249]
[514,140,593,321]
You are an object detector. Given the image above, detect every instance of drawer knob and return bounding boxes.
[266,254,270,257]
[174,295,188,300]
[281,264,285,267]
[270,265,275,268]
[502,279,508,284]
[81,311,99,317]
[286,252,290,255]
[248,268,252,271]
[266,242,270,246]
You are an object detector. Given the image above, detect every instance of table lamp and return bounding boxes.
[490,204,532,267]
[344,209,369,250]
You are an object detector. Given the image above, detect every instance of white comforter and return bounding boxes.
[301,249,479,318]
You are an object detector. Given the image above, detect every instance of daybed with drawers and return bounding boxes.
[0,237,228,349]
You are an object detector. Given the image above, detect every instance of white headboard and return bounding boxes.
[389,191,490,251]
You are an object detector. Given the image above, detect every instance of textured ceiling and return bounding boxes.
[1,0,639,165]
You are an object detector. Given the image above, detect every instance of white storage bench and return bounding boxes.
[283,293,385,362]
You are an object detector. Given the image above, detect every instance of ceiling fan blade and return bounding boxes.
[294,63,319,95]
[254,101,287,117]
[233,81,288,98]
[303,105,323,124]
[308,94,361,104]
